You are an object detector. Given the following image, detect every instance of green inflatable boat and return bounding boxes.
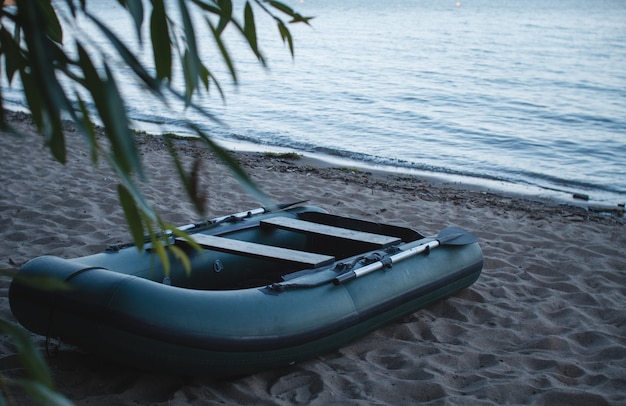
[9,204,483,376]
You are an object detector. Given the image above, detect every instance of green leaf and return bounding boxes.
[165,86,223,125]
[0,27,24,83]
[182,50,197,103]
[144,215,170,275]
[178,0,199,62]
[265,1,295,16]
[168,227,203,254]
[188,0,220,14]
[150,0,171,81]
[39,0,63,44]
[162,136,193,198]
[119,0,144,41]
[19,70,44,131]
[206,17,237,83]
[20,69,66,164]
[276,19,294,56]
[162,136,209,215]
[167,244,191,275]
[75,94,99,165]
[85,11,161,94]
[10,274,71,292]
[216,0,233,34]
[17,1,75,164]
[15,381,73,406]
[198,57,210,91]
[1,268,69,292]
[266,1,314,24]
[190,124,271,206]
[76,45,142,178]
[118,184,145,251]
[0,319,54,389]
[243,2,263,62]
[101,65,142,177]
[60,0,78,17]
[109,155,158,223]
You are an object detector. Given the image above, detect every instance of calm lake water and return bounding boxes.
[4,0,626,205]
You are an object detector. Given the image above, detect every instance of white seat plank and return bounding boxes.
[177,234,335,268]
[260,217,401,248]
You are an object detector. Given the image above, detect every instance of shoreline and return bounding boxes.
[233,149,625,220]
[2,110,625,404]
[217,135,626,211]
[6,102,624,210]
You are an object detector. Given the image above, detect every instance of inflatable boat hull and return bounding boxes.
[9,205,483,376]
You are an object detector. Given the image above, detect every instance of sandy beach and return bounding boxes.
[1,111,624,405]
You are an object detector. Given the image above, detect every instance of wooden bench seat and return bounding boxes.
[177,234,335,269]
[260,217,401,248]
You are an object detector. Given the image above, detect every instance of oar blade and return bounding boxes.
[437,226,478,245]
[269,199,310,212]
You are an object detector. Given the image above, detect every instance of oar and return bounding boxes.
[107,200,310,252]
[178,200,310,231]
[333,226,478,285]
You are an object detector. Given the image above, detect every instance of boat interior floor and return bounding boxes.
[173,212,423,290]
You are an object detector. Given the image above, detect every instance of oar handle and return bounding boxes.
[177,207,267,231]
[333,240,441,285]
[178,200,309,232]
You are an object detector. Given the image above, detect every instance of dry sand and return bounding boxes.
[1,111,624,405]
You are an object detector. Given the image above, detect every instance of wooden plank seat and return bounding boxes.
[260,217,401,248]
[177,234,335,269]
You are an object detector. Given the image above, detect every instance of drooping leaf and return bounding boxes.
[144,214,170,275]
[17,1,70,164]
[242,2,264,63]
[20,67,66,164]
[168,226,203,254]
[181,49,197,103]
[190,123,271,206]
[265,1,294,17]
[39,0,63,44]
[42,109,65,165]
[75,94,99,164]
[200,62,211,91]
[118,0,144,41]
[1,267,70,292]
[167,244,191,275]
[0,95,5,132]
[106,147,158,225]
[0,27,24,83]
[9,273,71,292]
[102,65,143,177]
[59,0,78,17]
[163,136,192,193]
[276,19,294,56]
[206,17,237,83]
[162,136,208,215]
[266,1,314,24]
[165,85,223,125]
[150,0,171,81]
[188,0,222,15]
[215,0,233,34]
[178,0,202,97]
[13,380,73,406]
[77,43,143,179]
[0,319,54,389]
[85,11,161,94]
[19,70,44,130]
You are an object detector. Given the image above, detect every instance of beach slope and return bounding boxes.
[1,112,624,405]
